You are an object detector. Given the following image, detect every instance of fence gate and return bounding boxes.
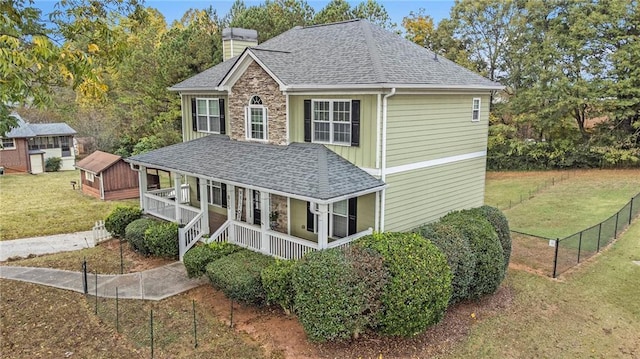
[92,220,111,244]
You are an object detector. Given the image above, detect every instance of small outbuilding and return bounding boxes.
[75,151,139,200]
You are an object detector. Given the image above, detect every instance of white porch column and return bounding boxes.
[227,184,236,243]
[199,178,209,235]
[173,173,182,224]
[317,203,329,249]
[260,191,270,254]
[138,166,147,212]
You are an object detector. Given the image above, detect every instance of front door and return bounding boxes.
[253,190,261,225]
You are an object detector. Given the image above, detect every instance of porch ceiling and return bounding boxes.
[126,135,385,201]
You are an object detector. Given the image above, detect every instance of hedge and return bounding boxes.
[355,232,452,337]
[145,222,179,259]
[184,242,242,278]
[261,259,297,315]
[206,250,275,305]
[441,211,504,299]
[291,246,388,342]
[125,218,158,256]
[105,206,142,238]
[471,206,512,270]
[415,222,474,304]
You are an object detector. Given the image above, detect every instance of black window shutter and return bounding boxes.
[304,100,311,142]
[348,197,357,235]
[351,100,360,147]
[191,98,198,132]
[221,183,227,208]
[219,98,226,134]
[196,178,201,201]
[306,202,315,232]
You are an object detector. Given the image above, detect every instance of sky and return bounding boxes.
[33,0,455,28]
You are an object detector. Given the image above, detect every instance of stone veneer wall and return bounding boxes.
[270,194,288,234]
[228,61,287,145]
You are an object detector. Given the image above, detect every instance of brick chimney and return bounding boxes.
[222,28,258,61]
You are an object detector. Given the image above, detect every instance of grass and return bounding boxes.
[440,218,640,358]
[0,281,268,358]
[0,170,138,240]
[488,169,640,238]
[484,170,571,210]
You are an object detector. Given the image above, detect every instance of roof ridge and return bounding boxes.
[303,19,361,29]
[250,48,291,54]
[360,21,386,83]
[316,146,330,198]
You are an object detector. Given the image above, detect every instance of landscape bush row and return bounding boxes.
[184,205,511,342]
[105,206,179,259]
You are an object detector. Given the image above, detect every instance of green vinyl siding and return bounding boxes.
[289,94,378,168]
[386,94,490,167]
[223,39,257,59]
[181,94,228,142]
[356,192,376,232]
[383,156,486,232]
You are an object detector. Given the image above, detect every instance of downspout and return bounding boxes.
[374,93,382,232]
[380,88,396,232]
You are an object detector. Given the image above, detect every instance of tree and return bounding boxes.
[228,0,314,43]
[402,8,435,48]
[314,0,393,29]
[0,0,143,136]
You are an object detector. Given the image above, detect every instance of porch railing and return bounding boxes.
[178,212,204,261]
[148,184,190,203]
[144,191,199,225]
[200,219,373,261]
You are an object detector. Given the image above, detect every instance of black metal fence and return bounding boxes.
[510,192,640,278]
[552,192,640,278]
[496,172,570,210]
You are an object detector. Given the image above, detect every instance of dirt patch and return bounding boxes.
[188,283,515,359]
[99,238,173,272]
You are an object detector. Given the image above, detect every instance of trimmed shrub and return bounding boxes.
[441,211,504,299]
[291,246,388,342]
[206,250,275,305]
[45,157,62,172]
[183,242,242,278]
[415,222,474,304]
[261,259,296,314]
[145,222,179,259]
[105,206,142,238]
[125,218,158,256]
[474,206,512,270]
[356,232,452,337]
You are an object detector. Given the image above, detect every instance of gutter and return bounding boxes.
[380,87,396,232]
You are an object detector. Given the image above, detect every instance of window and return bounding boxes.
[245,96,267,141]
[472,98,481,122]
[196,98,221,133]
[312,100,351,145]
[85,172,94,182]
[1,138,15,150]
[206,180,223,206]
[308,199,353,239]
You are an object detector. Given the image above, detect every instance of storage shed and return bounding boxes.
[75,151,139,200]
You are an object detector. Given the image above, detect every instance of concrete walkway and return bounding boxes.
[0,231,95,261]
[0,262,207,301]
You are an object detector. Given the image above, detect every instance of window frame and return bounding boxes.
[245,95,268,141]
[311,199,350,239]
[472,98,481,122]
[195,98,221,133]
[85,172,94,182]
[311,99,352,146]
[1,138,15,150]
[206,180,223,207]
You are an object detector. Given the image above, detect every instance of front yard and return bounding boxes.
[0,170,137,240]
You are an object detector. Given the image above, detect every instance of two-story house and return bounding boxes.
[0,113,76,174]
[126,20,503,260]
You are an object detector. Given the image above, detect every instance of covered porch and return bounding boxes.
[126,135,386,261]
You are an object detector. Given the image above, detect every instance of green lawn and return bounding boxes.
[488,169,640,238]
[441,217,640,359]
[0,170,138,240]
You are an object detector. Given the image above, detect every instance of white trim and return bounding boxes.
[287,197,291,235]
[385,151,487,175]
[472,97,481,122]
[1,138,16,150]
[245,97,268,141]
[375,93,381,169]
[284,83,505,91]
[374,191,380,232]
[285,92,290,145]
[361,167,381,177]
[380,88,396,232]
[310,99,353,146]
[195,97,222,133]
[219,50,287,91]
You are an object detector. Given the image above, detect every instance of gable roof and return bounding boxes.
[170,19,502,91]
[5,113,76,138]
[126,135,385,202]
[75,151,123,174]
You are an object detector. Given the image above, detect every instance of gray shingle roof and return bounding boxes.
[126,135,385,201]
[170,19,501,91]
[5,113,76,138]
